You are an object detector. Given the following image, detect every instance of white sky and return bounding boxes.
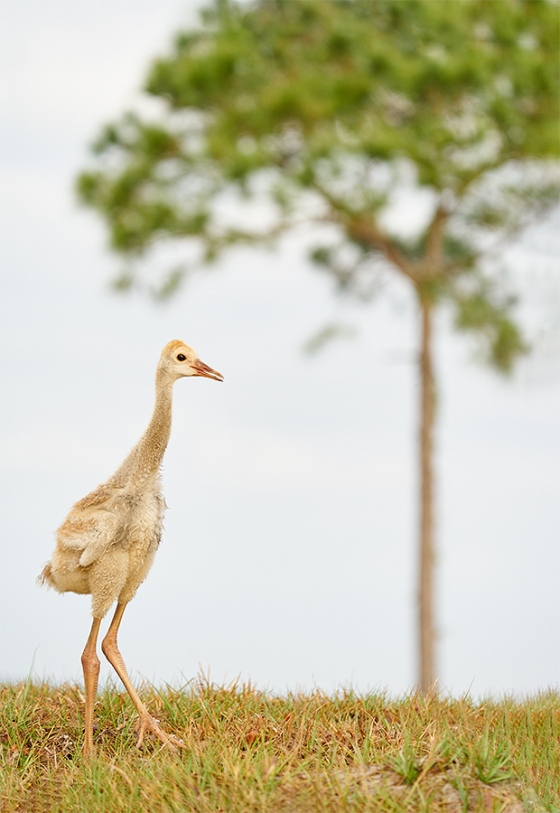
[1,0,559,698]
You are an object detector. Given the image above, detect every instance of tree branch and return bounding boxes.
[423,204,449,273]
[310,180,418,284]
[345,217,418,284]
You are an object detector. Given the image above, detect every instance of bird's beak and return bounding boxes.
[192,359,224,382]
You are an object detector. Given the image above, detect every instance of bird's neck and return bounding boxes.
[116,370,174,487]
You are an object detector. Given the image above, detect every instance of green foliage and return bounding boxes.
[302,321,357,355]
[2,682,559,812]
[452,285,528,373]
[77,0,559,368]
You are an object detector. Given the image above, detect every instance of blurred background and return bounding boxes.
[1,0,559,698]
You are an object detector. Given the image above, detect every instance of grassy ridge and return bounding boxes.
[1,681,558,812]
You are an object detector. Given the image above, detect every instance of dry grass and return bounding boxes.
[1,679,558,812]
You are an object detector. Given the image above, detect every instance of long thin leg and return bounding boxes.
[81,617,102,758]
[101,602,184,750]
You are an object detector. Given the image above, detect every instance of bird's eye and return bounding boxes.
[177,354,186,361]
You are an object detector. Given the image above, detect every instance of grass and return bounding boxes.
[1,679,558,812]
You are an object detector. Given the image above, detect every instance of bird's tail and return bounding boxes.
[37,563,54,588]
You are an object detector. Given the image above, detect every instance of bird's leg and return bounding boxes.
[101,602,184,751]
[81,617,102,758]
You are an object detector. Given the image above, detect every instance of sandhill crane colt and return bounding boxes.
[39,340,223,756]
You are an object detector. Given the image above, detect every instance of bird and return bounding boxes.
[38,340,223,756]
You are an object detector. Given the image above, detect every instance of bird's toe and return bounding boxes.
[135,713,185,750]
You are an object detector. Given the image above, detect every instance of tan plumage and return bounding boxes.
[39,340,223,756]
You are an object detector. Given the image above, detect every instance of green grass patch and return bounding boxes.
[1,681,558,812]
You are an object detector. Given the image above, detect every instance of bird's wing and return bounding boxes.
[57,508,118,568]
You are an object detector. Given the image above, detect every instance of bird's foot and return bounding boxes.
[136,713,185,751]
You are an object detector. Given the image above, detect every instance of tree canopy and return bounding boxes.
[78,0,559,372]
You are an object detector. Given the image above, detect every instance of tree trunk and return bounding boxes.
[418,297,436,693]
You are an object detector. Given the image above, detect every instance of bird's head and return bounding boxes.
[158,340,224,383]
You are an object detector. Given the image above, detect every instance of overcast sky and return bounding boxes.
[1,0,559,698]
